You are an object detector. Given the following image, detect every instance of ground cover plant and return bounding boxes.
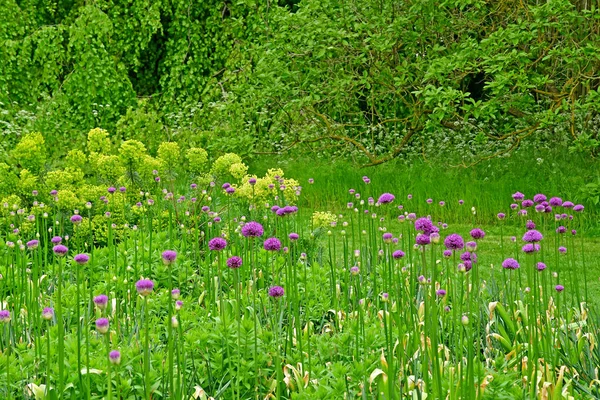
[0,131,599,399]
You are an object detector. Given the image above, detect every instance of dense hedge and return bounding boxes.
[1,0,599,163]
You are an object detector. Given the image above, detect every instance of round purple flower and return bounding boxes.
[526,220,536,230]
[444,234,464,251]
[558,246,567,254]
[171,288,180,299]
[241,221,264,238]
[308,178,314,184]
[415,217,435,235]
[161,250,177,265]
[415,234,430,246]
[555,285,564,292]
[208,237,227,251]
[458,199,464,205]
[470,228,485,240]
[268,286,285,298]
[225,187,235,195]
[460,251,477,263]
[523,230,543,243]
[109,350,121,365]
[96,318,109,334]
[536,262,547,271]
[556,226,566,234]
[436,289,446,297]
[249,177,257,185]
[466,241,477,252]
[426,198,433,204]
[497,213,505,220]
[0,310,11,323]
[135,279,154,296]
[51,236,62,244]
[222,183,231,189]
[264,237,282,251]
[510,203,518,210]
[70,215,82,224]
[392,250,405,259]
[53,245,68,257]
[562,201,574,208]
[42,307,54,321]
[107,187,116,194]
[382,233,393,243]
[350,266,360,275]
[74,254,89,265]
[512,192,525,201]
[289,233,299,241]
[502,258,520,270]
[443,250,452,258]
[377,193,395,204]
[533,194,547,203]
[94,294,109,309]
[27,240,39,250]
[535,204,545,213]
[522,199,534,208]
[573,204,584,212]
[549,197,562,206]
[227,256,243,269]
[522,243,541,253]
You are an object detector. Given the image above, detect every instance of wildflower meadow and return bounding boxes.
[0,130,599,399]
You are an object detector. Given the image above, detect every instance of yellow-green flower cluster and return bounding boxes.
[158,142,180,175]
[11,132,46,173]
[17,169,38,197]
[87,128,111,154]
[211,153,242,178]
[65,150,87,170]
[0,163,18,196]
[312,211,337,228]
[186,147,209,175]
[235,168,299,205]
[119,140,147,169]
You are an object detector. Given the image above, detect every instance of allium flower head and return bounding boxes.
[443,250,452,258]
[161,250,177,265]
[523,230,543,243]
[264,237,282,251]
[522,243,541,253]
[549,197,562,206]
[268,286,285,298]
[135,279,154,296]
[208,237,227,251]
[415,234,430,246]
[466,241,477,252]
[573,204,584,212]
[555,285,564,292]
[392,250,405,259]
[51,236,62,244]
[502,258,520,270]
[227,256,243,269]
[377,193,395,204]
[42,307,54,321]
[70,215,82,224]
[109,350,121,365]
[241,221,264,237]
[350,266,360,275]
[96,318,109,334]
[0,310,10,323]
[444,234,464,251]
[289,232,299,241]
[536,262,547,271]
[512,192,525,201]
[562,201,574,208]
[556,226,566,234]
[415,217,435,235]
[53,245,68,256]
[526,220,536,230]
[522,200,534,208]
[558,246,567,254]
[382,233,393,243]
[27,240,39,250]
[460,251,477,263]
[533,194,547,203]
[74,254,89,264]
[470,228,485,240]
[497,213,505,220]
[436,289,446,297]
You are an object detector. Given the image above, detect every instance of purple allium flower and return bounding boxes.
[512,192,525,201]
[377,193,395,204]
[175,300,183,310]
[443,249,452,258]
[510,203,518,210]
[426,198,433,204]
[94,295,109,309]
[171,289,180,299]
[227,256,243,269]
[466,241,477,252]
[522,243,541,253]
[555,285,564,292]
[518,209,528,216]
[407,213,416,220]
[439,201,445,207]
[96,318,109,334]
[556,226,566,234]
[573,204,584,212]
[415,217,434,234]
[415,234,430,246]
[571,229,577,236]
[362,176,370,184]
[242,221,264,237]
[0,310,10,323]
[535,204,545,213]
[208,237,227,251]
[135,279,154,296]
[398,215,406,222]
[549,197,562,206]
[289,233,299,241]
[523,230,543,243]
[50,189,58,196]
[444,233,464,251]
[308,178,314,184]
[161,250,177,265]
[108,187,116,194]
[522,199,534,208]
[458,199,464,205]
[460,251,477,263]
[109,350,121,365]
[350,266,360,275]
[53,245,68,257]
[382,233,393,243]
[119,187,126,193]
[264,237,282,251]
[27,240,39,250]
[526,220,536,230]
[533,194,547,203]
[74,254,89,264]
[222,183,231,189]
[268,286,285,298]
[502,258,520,270]
[436,289,446,297]
[201,206,210,212]
[51,236,62,244]
[470,228,485,240]
[248,177,257,185]
[70,215,82,224]
[225,187,235,195]
[558,246,567,254]
[190,183,197,189]
[392,250,405,259]
[562,201,574,208]
[497,213,505,220]
[32,190,38,196]
[42,307,54,321]
[536,262,547,271]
